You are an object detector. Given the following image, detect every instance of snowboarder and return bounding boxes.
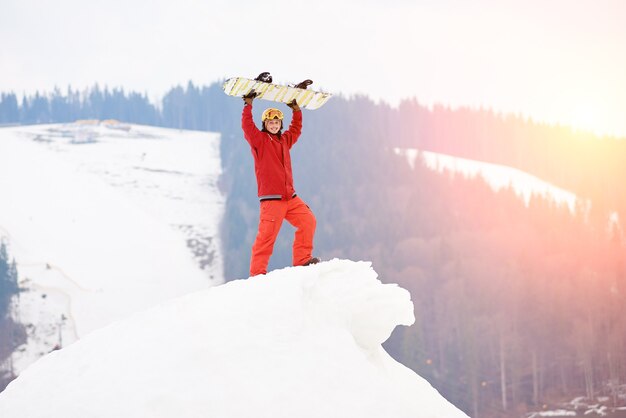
[241,91,319,277]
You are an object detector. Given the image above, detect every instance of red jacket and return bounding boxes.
[241,104,303,200]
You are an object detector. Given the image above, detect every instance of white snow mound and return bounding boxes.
[0,259,468,418]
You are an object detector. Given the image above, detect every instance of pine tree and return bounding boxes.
[0,243,22,392]
[0,93,19,124]
[0,243,19,319]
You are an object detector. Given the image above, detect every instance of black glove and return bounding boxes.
[243,90,257,106]
[287,99,300,112]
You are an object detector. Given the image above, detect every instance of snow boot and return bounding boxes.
[304,257,320,266]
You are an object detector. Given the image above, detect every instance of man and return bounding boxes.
[241,92,319,277]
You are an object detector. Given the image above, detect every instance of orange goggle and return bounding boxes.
[262,108,284,121]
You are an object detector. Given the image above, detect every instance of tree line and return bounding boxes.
[1,83,625,416]
[3,84,623,221]
[0,82,226,130]
[0,243,24,391]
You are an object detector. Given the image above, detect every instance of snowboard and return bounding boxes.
[222,74,332,110]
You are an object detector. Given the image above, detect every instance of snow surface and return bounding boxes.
[0,259,468,418]
[0,122,224,372]
[394,147,580,211]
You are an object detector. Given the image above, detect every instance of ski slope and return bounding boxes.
[0,259,469,418]
[0,121,224,373]
[394,147,580,211]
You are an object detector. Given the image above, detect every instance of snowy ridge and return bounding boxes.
[0,259,468,418]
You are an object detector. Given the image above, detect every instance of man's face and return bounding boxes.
[265,119,282,134]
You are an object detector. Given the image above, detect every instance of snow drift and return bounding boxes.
[0,259,468,418]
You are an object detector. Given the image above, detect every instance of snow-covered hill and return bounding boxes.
[0,259,469,418]
[394,147,580,211]
[0,121,224,373]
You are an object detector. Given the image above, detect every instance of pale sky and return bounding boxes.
[1,0,625,137]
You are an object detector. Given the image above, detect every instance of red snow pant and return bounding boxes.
[250,196,316,277]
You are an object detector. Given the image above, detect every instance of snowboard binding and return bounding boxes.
[255,72,273,83]
[293,79,313,90]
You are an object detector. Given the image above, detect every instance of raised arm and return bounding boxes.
[241,93,262,148]
[284,99,302,148]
